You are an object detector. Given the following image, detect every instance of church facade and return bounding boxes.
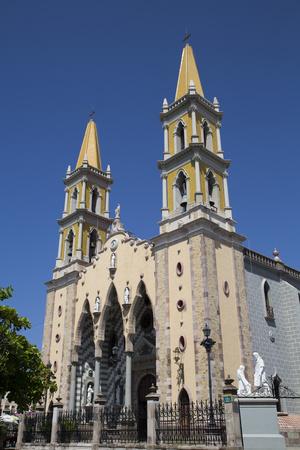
[42,43,300,415]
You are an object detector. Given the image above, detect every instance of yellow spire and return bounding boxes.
[76,120,102,170]
[175,44,204,100]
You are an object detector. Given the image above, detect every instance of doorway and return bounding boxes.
[137,374,156,441]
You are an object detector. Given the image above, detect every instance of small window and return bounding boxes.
[177,299,185,311]
[176,262,183,276]
[203,121,209,148]
[179,336,186,352]
[176,122,185,152]
[91,188,98,213]
[176,172,188,212]
[263,281,274,320]
[67,230,74,261]
[71,188,78,212]
[58,306,62,317]
[89,229,98,262]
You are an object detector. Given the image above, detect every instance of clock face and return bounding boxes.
[110,239,118,251]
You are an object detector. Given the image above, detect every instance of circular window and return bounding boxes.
[53,361,57,373]
[58,306,62,317]
[179,336,186,352]
[177,299,185,311]
[176,262,183,276]
[223,281,230,297]
[55,334,60,343]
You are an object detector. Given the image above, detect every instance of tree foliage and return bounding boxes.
[0,286,57,411]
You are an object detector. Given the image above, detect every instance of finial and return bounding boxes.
[106,164,111,178]
[162,98,169,113]
[66,165,71,178]
[273,248,281,262]
[183,31,191,44]
[213,97,220,111]
[189,79,196,95]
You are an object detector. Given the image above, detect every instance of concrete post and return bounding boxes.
[50,398,63,444]
[76,220,83,259]
[163,125,169,159]
[146,384,159,445]
[80,179,87,208]
[223,172,233,219]
[223,376,243,449]
[161,175,168,219]
[105,189,110,218]
[69,361,77,410]
[16,413,25,449]
[194,157,203,203]
[124,352,133,407]
[94,357,101,397]
[191,109,199,143]
[92,392,106,445]
[63,189,69,217]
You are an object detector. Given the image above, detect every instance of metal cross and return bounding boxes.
[89,111,96,119]
[183,32,191,44]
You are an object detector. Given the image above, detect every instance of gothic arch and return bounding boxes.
[74,299,93,349]
[96,283,122,344]
[174,120,187,153]
[127,280,155,338]
[173,169,190,212]
[206,169,220,209]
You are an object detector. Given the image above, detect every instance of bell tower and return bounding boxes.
[158,43,234,234]
[55,119,113,268]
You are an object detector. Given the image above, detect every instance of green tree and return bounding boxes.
[0,286,56,411]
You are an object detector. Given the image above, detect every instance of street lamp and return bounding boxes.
[200,323,216,421]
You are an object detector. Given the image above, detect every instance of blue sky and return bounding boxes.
[1,0,300,347]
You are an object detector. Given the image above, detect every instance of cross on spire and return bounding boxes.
[89,110,96,120]
[183,32,191,44]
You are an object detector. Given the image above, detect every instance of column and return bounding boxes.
[146,386,160,445]
[124,352,133,407]
[63,189,69,217]
[76,220,83,259]
[69,362,77,410]
[94,357,101,398]
[16,413,25,449]
[163,125,169,159]
[80,179,87,208]
[191,108,199,143]
[223,172,232,219]
[161,175,168,219]
[50,399,63,444]
[194,158,203,203]
[56,230,63,266]
[105,189,110,218]
[216,121,224,158]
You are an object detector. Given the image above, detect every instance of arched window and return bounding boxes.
[89,229,98,262]
[203,121,209,148]
[207,171,219,209]
[175,122,185,152]
[91,188,98,213]
[67,229,74,262]
[263,281,274,319]
[71,188,78,212]
[175,171,188,212]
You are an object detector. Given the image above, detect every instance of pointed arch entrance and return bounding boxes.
[75,301,95,409]
[99,284,125,407]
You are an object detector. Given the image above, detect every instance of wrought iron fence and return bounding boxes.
[58,409,93,443]
[156,400,226,446]
[100,405,138,443]
[24,412,53,444]
[3,423,18,448]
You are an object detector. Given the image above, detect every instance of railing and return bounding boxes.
[58,409,93,443]
[3,423,18,448]
[24,412,52,444]
[156,400,226,446]
[100,405,138,443]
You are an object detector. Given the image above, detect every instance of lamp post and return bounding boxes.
[200,323,216,421]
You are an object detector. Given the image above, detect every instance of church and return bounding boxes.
[42,43,300,417]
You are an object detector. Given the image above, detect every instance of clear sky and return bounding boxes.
[1,0,300,347]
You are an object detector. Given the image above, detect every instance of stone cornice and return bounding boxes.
[64,166,113,189]
[151,216,245,251]
[160,93,223,122]
[158,143,230,174]
[45,269,81,292]
[57,209,113,228]
[244,248,300,281]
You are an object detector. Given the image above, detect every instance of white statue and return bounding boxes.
[253,352,267,388]
[94,296,101,312]
[124,287,130,304]
[237,365,251,396]
[115,204,120,219]
[111,252,116,268]
[86,384,94,405]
